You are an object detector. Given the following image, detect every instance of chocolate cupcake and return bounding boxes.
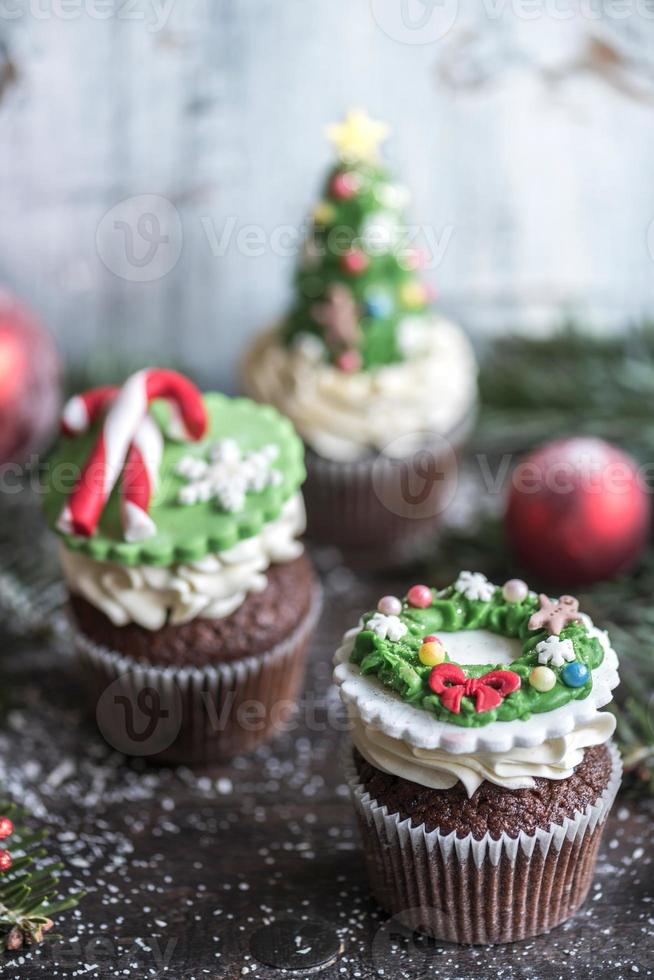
[243,110,477,565]
[334,572,621,944]
[42,369,320,764]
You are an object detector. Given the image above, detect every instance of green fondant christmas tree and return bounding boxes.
[283,110,433,372]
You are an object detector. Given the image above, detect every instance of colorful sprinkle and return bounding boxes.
[407,584,432,609]
[340,250,369,276]
[502,578,529,604]
[561,661,590,688]
[418,637,446,667]
[364,291,393,319]
[377,595,402,617]
[335,350,362,373]
[399,280,427,309]
[528,665,557,692]
[313,201,335,226]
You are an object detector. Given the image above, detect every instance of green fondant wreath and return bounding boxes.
[350,574,605,728]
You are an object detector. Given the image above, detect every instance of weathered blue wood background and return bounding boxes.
[1,1,654,389]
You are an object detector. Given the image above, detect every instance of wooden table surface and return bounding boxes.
[0,547,652,980]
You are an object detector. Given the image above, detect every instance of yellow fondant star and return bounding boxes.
[326,109,390,163]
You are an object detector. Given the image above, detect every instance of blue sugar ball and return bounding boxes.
[561,662,589,688]
[365,292,393,318]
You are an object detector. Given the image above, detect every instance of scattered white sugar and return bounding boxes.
[0,545,651,979]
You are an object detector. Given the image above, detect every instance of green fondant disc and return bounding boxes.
[42,394,305,566]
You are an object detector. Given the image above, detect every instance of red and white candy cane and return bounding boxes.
[120,413,164,542]
[60,384,162,541]
[57,369,207,538]
[60,385,118,437]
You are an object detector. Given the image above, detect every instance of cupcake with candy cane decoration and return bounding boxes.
[334,572,621,944]
[43,369,320,763]
[243,110,477,565]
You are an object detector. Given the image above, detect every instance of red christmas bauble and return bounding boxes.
[0,289,60,465]
[506,437,650,587]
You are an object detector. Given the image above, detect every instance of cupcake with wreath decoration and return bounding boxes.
[42,368,321,764]
[243,110,477,563]
[334,571,621,944]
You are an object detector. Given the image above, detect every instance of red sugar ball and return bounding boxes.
[0,849,12,872]
[336,350,362,373]
[0,817,13,841]
[330,171,359,200]
[340,250,369,276]
[407,584,432,608]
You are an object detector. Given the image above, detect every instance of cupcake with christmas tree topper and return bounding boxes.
[42,368,321,764]
[334,571,621,944]
[243,110,477,562]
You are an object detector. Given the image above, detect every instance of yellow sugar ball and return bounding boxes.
[400,281,427,309]
[313,202,335,226]
[419,639,446,667]
[529,666,556,692]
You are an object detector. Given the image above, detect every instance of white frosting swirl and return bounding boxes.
[60,494,306,630]
[242,317,477,462]
[350,712,615,798]
[334,619,619,796]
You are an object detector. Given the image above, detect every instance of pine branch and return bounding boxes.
[0,801,84,952]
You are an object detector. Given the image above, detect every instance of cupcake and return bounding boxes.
[334,572,621,944]
[42,368,320,764]
[243,110,477,563]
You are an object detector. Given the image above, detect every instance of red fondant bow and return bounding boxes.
[428,663,521,714]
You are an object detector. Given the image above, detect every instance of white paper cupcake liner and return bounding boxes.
[303,410,474,565]
[345,741,622,944]
[73,585,322,765]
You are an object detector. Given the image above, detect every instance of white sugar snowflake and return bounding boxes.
[536,635,576,668]
[454,571,496,602]
[176,439,283,513]
[359,212,399,255]
[365,612,408,642]
[374,183,409,210]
